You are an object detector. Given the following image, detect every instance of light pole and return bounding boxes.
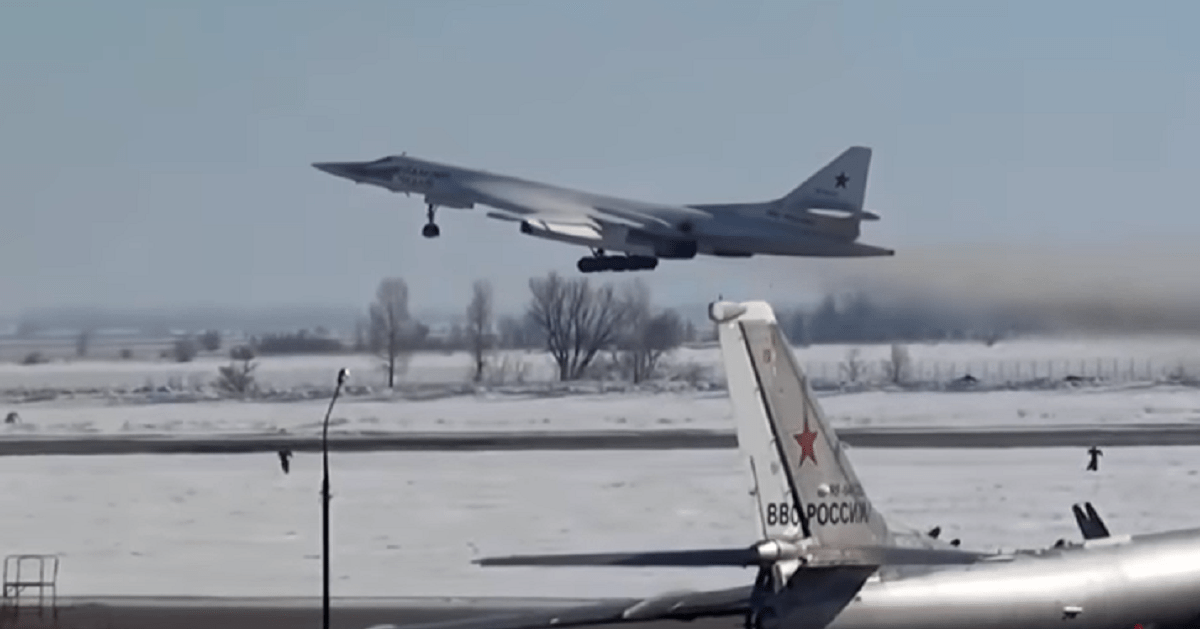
[322,368,348,629]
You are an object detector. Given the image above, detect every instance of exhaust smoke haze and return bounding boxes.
[814,241,1200,334]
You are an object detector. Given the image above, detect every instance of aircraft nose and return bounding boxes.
[313,160,393,185]
[312,162,356,178]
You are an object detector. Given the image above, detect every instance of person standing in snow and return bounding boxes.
[278,449,293,474]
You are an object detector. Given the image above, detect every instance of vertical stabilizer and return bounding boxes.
[712,300,888,548]
[781,146,872,215]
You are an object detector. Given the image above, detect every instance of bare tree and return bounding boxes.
[886,343,912,384]
[498,315,542,349]
[841,347,865,383]
[353,318,370,352]
[199,330,222,352]
[619,310,685,383]
[466,279,494,383]
[612,280,684,383]
[75,328,92,358]
[527,272,631,381]
[369,277,418,388]
[682,319,697,344]
[216,345,257,396]
[172,337,198,363]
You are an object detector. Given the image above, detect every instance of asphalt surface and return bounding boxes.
[5,597,743,629]
[3,423,1200,456]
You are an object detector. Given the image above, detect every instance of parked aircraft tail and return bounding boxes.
[780,146,875,218]
[712,300,889,548]
[475,300,982,572]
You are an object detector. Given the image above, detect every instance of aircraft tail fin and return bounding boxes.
[780,146,872,216]
[472,300,992,575]
[1072,502,1111,540]
[711,300,889,549]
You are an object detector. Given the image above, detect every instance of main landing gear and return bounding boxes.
[744,568,780,629]
[576,250,659,273]
[421,203,440,239]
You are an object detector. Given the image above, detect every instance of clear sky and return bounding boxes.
[2,0,1199,318]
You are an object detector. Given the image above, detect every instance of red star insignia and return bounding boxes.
[795,422,818,467]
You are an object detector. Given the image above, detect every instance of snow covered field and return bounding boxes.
[6,334,1200,394]
[1,334,1199,599]
[5,447,1199,598]
[4,384,1200,438]
[1,333,1200,439]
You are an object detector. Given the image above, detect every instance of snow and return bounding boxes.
[5,334,1200,393]
[4,447,1197,598]
[4,334,1200,440]
[3,384,1200,438]
[1,335,1200,598]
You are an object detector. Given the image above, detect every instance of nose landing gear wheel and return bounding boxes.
[422,203,441,238]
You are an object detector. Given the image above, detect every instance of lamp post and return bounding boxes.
[322,368,349,629]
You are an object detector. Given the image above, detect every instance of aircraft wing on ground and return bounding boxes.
[376,587,752,629]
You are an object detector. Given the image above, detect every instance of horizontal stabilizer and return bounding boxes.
[804,208,881,221]
[477,544,986,569]
[476,548,755,567]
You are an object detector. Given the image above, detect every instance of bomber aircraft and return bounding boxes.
[312,148,892,273]
[384,300,1200,629]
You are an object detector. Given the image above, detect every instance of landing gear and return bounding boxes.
[745,606,779,629]
[576,251,659,273]
[745,568,779,629]
[422,203,440,239]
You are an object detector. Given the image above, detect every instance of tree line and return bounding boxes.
[781,292,1024,347]
[362,274,1027,387]
[366,273,693,387]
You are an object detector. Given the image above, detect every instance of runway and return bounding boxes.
[13,596,744,629]
[3,423,1200,455]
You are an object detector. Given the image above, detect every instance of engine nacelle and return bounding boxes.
[752,539,808,564]
[653,238,698,259]
[626,228,697,259]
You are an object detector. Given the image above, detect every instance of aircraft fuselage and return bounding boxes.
[818,529,1200,629]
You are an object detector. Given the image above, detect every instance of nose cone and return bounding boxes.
[312,162,360,179]
[312,161,390,184]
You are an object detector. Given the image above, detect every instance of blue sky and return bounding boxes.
[2,0,1198,316]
